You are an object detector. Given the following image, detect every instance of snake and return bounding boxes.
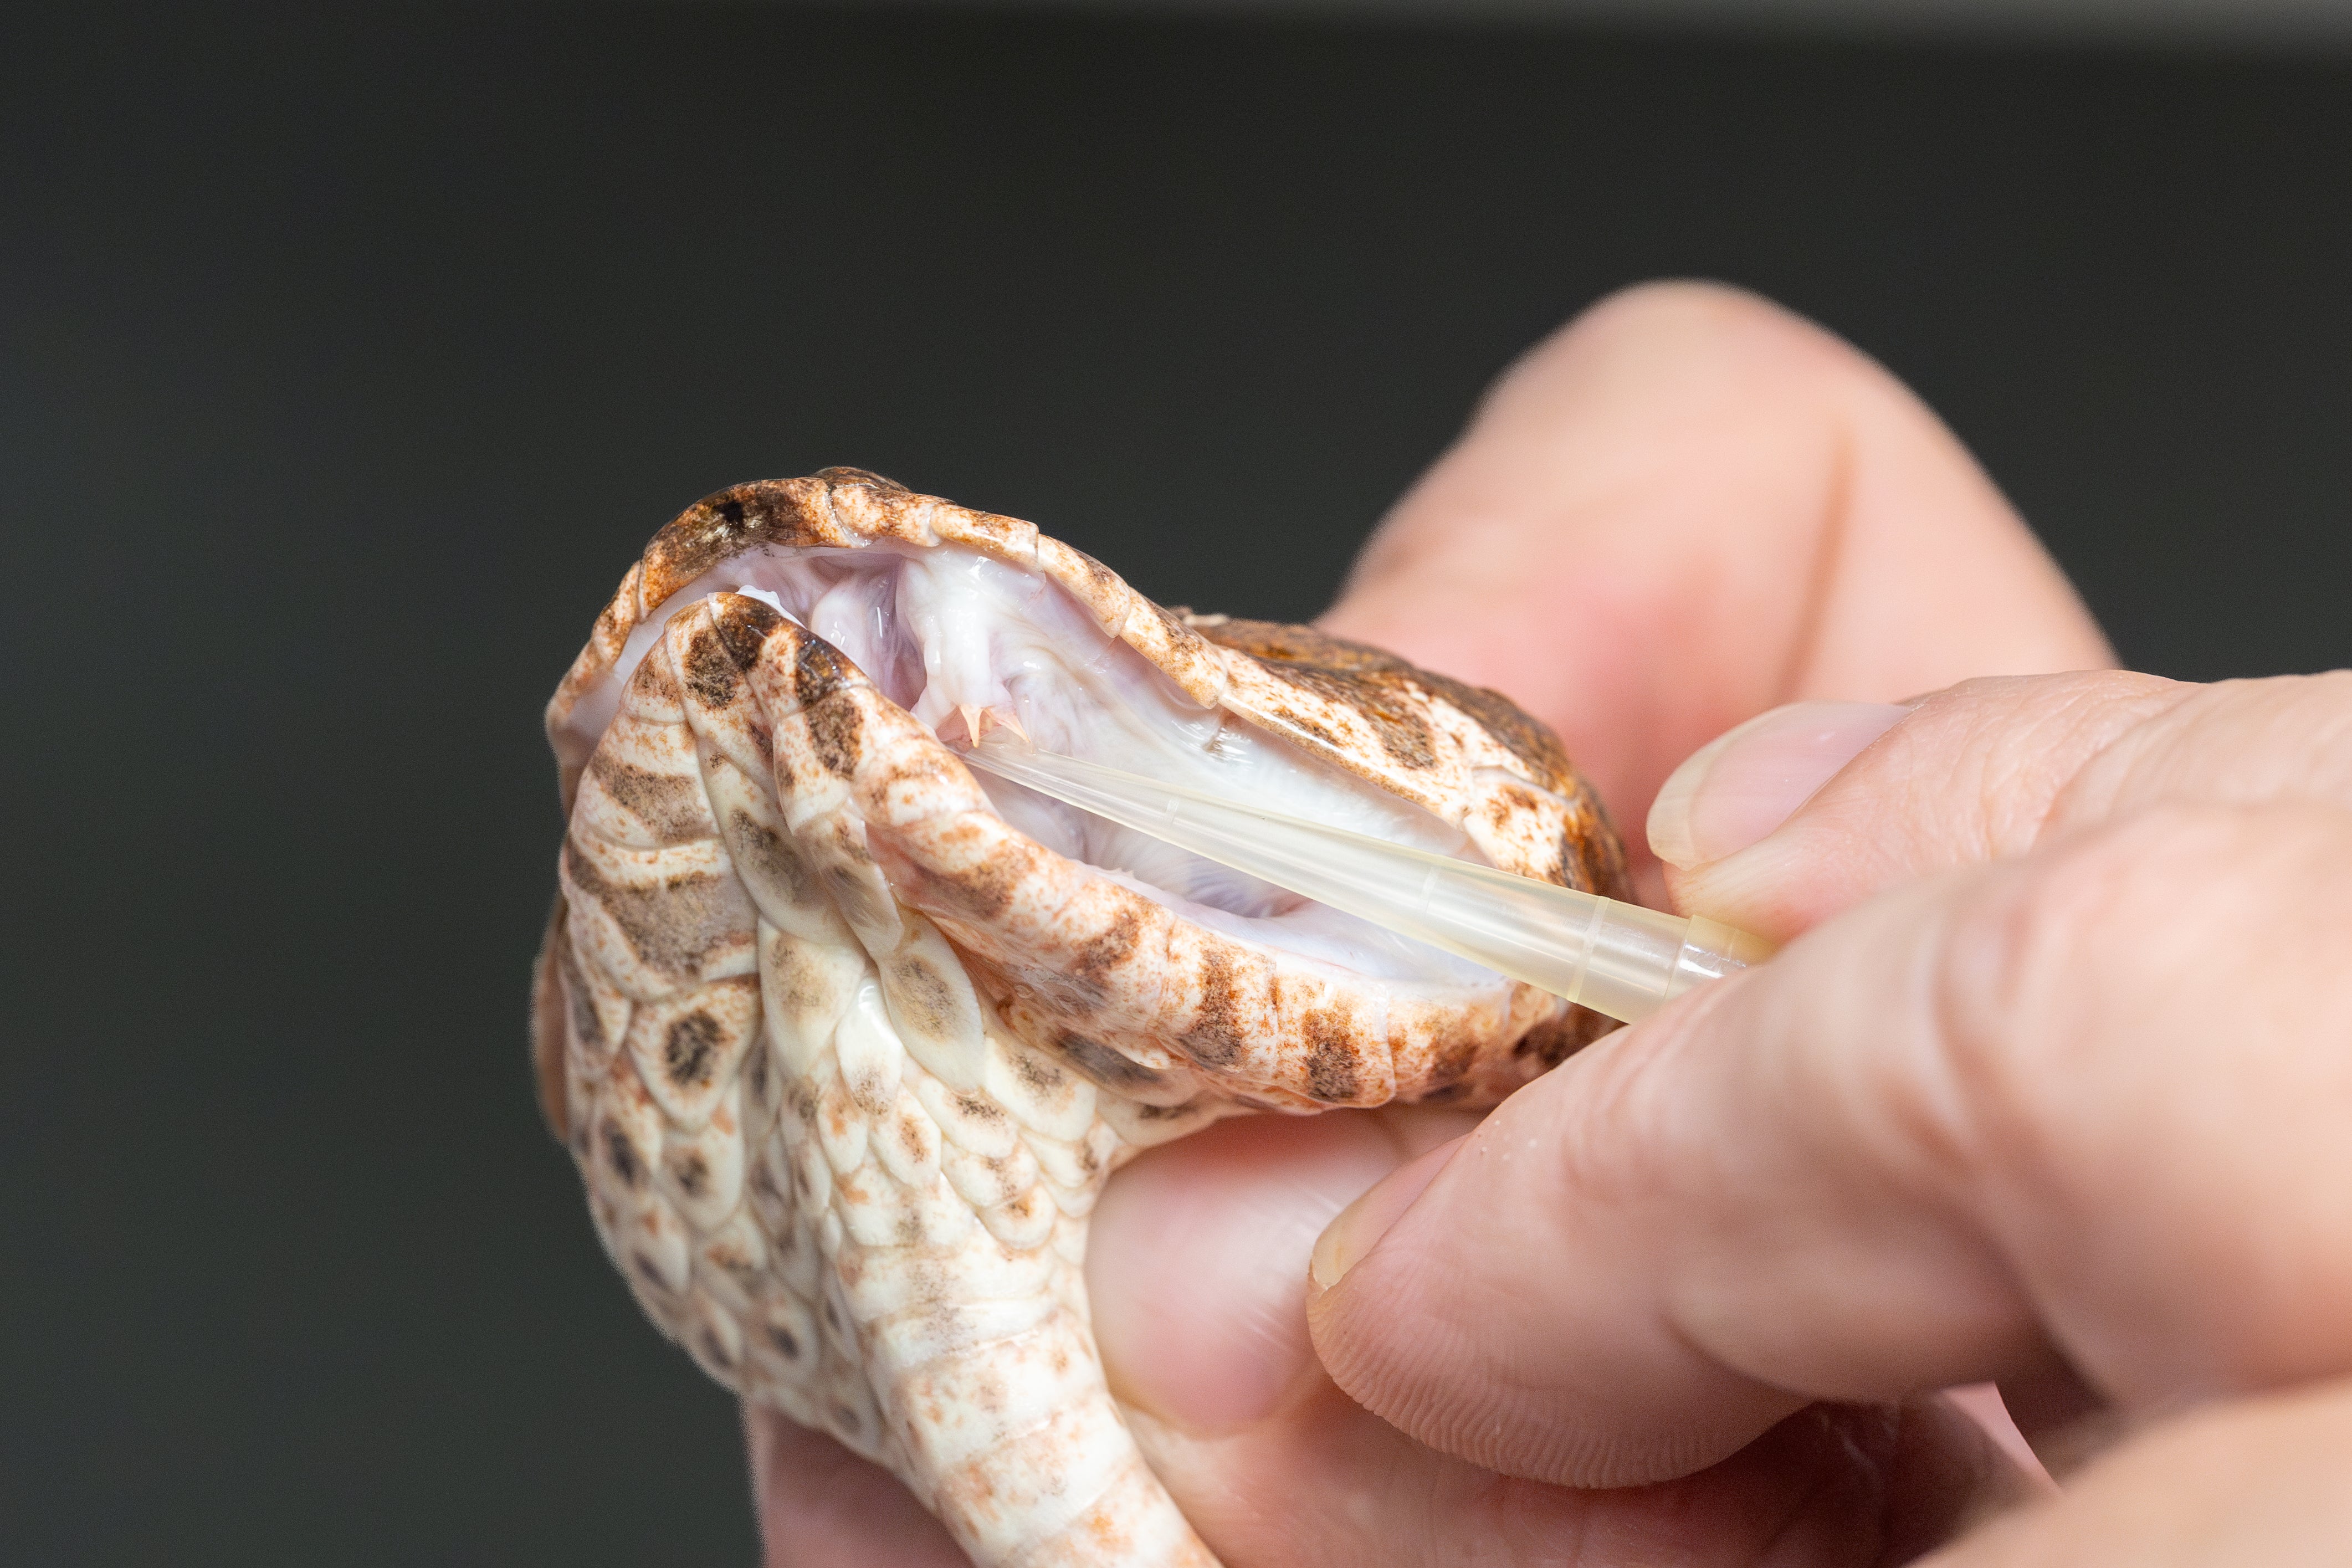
[531,469,1628,1565]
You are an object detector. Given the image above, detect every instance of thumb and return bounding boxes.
[1650,670,2352,942]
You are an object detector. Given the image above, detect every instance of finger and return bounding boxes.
[1089,1114,2035,1565]
[1319,281,2109,848]
[1654,669,2352,940]
[745,1403,966,1567]
[1088,1107,1479,1433]
[1922,1377,2352,1566]
[1141,1390,2027,1568]
[1306,801,2352,1489]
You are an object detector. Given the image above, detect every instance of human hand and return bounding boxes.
[1310,664,2352,1563]
[751,281,2116,1563]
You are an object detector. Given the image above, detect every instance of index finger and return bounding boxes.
[1318,281,2112,850]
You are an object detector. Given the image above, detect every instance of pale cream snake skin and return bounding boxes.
[531,469,1627,1565]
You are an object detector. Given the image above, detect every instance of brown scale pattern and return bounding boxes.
[532,472,1628,1565]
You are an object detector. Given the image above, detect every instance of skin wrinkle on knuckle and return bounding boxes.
[1882,674,2171,853]
[2023,674,2201,830]
[2066,673,2352,827]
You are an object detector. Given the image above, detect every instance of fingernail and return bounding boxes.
[1308,1135,1465,1294]
[1647,702,1909,869]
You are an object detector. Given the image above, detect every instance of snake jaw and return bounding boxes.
[537,473,1625,1565]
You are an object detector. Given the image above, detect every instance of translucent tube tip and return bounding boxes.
[960,738,1772,1026]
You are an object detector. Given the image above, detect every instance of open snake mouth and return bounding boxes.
[547,472,1622,1114]
[563,540,1509,992]
[539,475,1627,1565]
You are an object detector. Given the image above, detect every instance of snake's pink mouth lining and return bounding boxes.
[562,542,1509,991]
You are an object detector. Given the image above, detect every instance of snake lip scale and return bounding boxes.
[534,468,1627,1565]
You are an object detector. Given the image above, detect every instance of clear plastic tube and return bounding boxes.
[961,739,1774,1025]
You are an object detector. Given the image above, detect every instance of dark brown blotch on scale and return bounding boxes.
[1484,787,1531,832]
[628,648,685,711]
[662,1011,724,1089]
[730,808,816,904]
[1191,617,1631,898]
[1264,704,1343,752]
[772,947,849,1022]
[669,1149,711,1198]
[588,751,710,844]
[1176,945,1246,1067]
[811,465,909,496]
[603,1121,647,1190]
[1529,835,1574,892]
[1053,1031,1174,1094]
[749,1158,781,1202]
[895,824,1026,923]
[1190,618,1398,674]
[699,1327,739,1371]
[681,621,742,707]
[768,1324,803,1361]
[1514,1005,1612,1068]
[1070,905,1143,988]
[793,637,864,710]
[561,837,755,981]
[1057,544,1121,601]
[807,694,866,778]
[1416,1024,1485,1096]
[1265,659,1439,770]
[822,864,891,935]
[713,592,785,670]
[557,936,603,1051]
[1303,1013,1364,1102]
[897,1115,931,1162]
[632,1256,675,1298]
[1141,599,1200,650]
[952,1092,1006,1128]
[884,950,959,1035]
[637,481,806,595]
[1009,1049,1065,1095]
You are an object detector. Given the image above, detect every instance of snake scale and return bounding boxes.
[532,469,1627,1564]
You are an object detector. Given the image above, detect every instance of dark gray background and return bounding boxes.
[3,4,2346,1562]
